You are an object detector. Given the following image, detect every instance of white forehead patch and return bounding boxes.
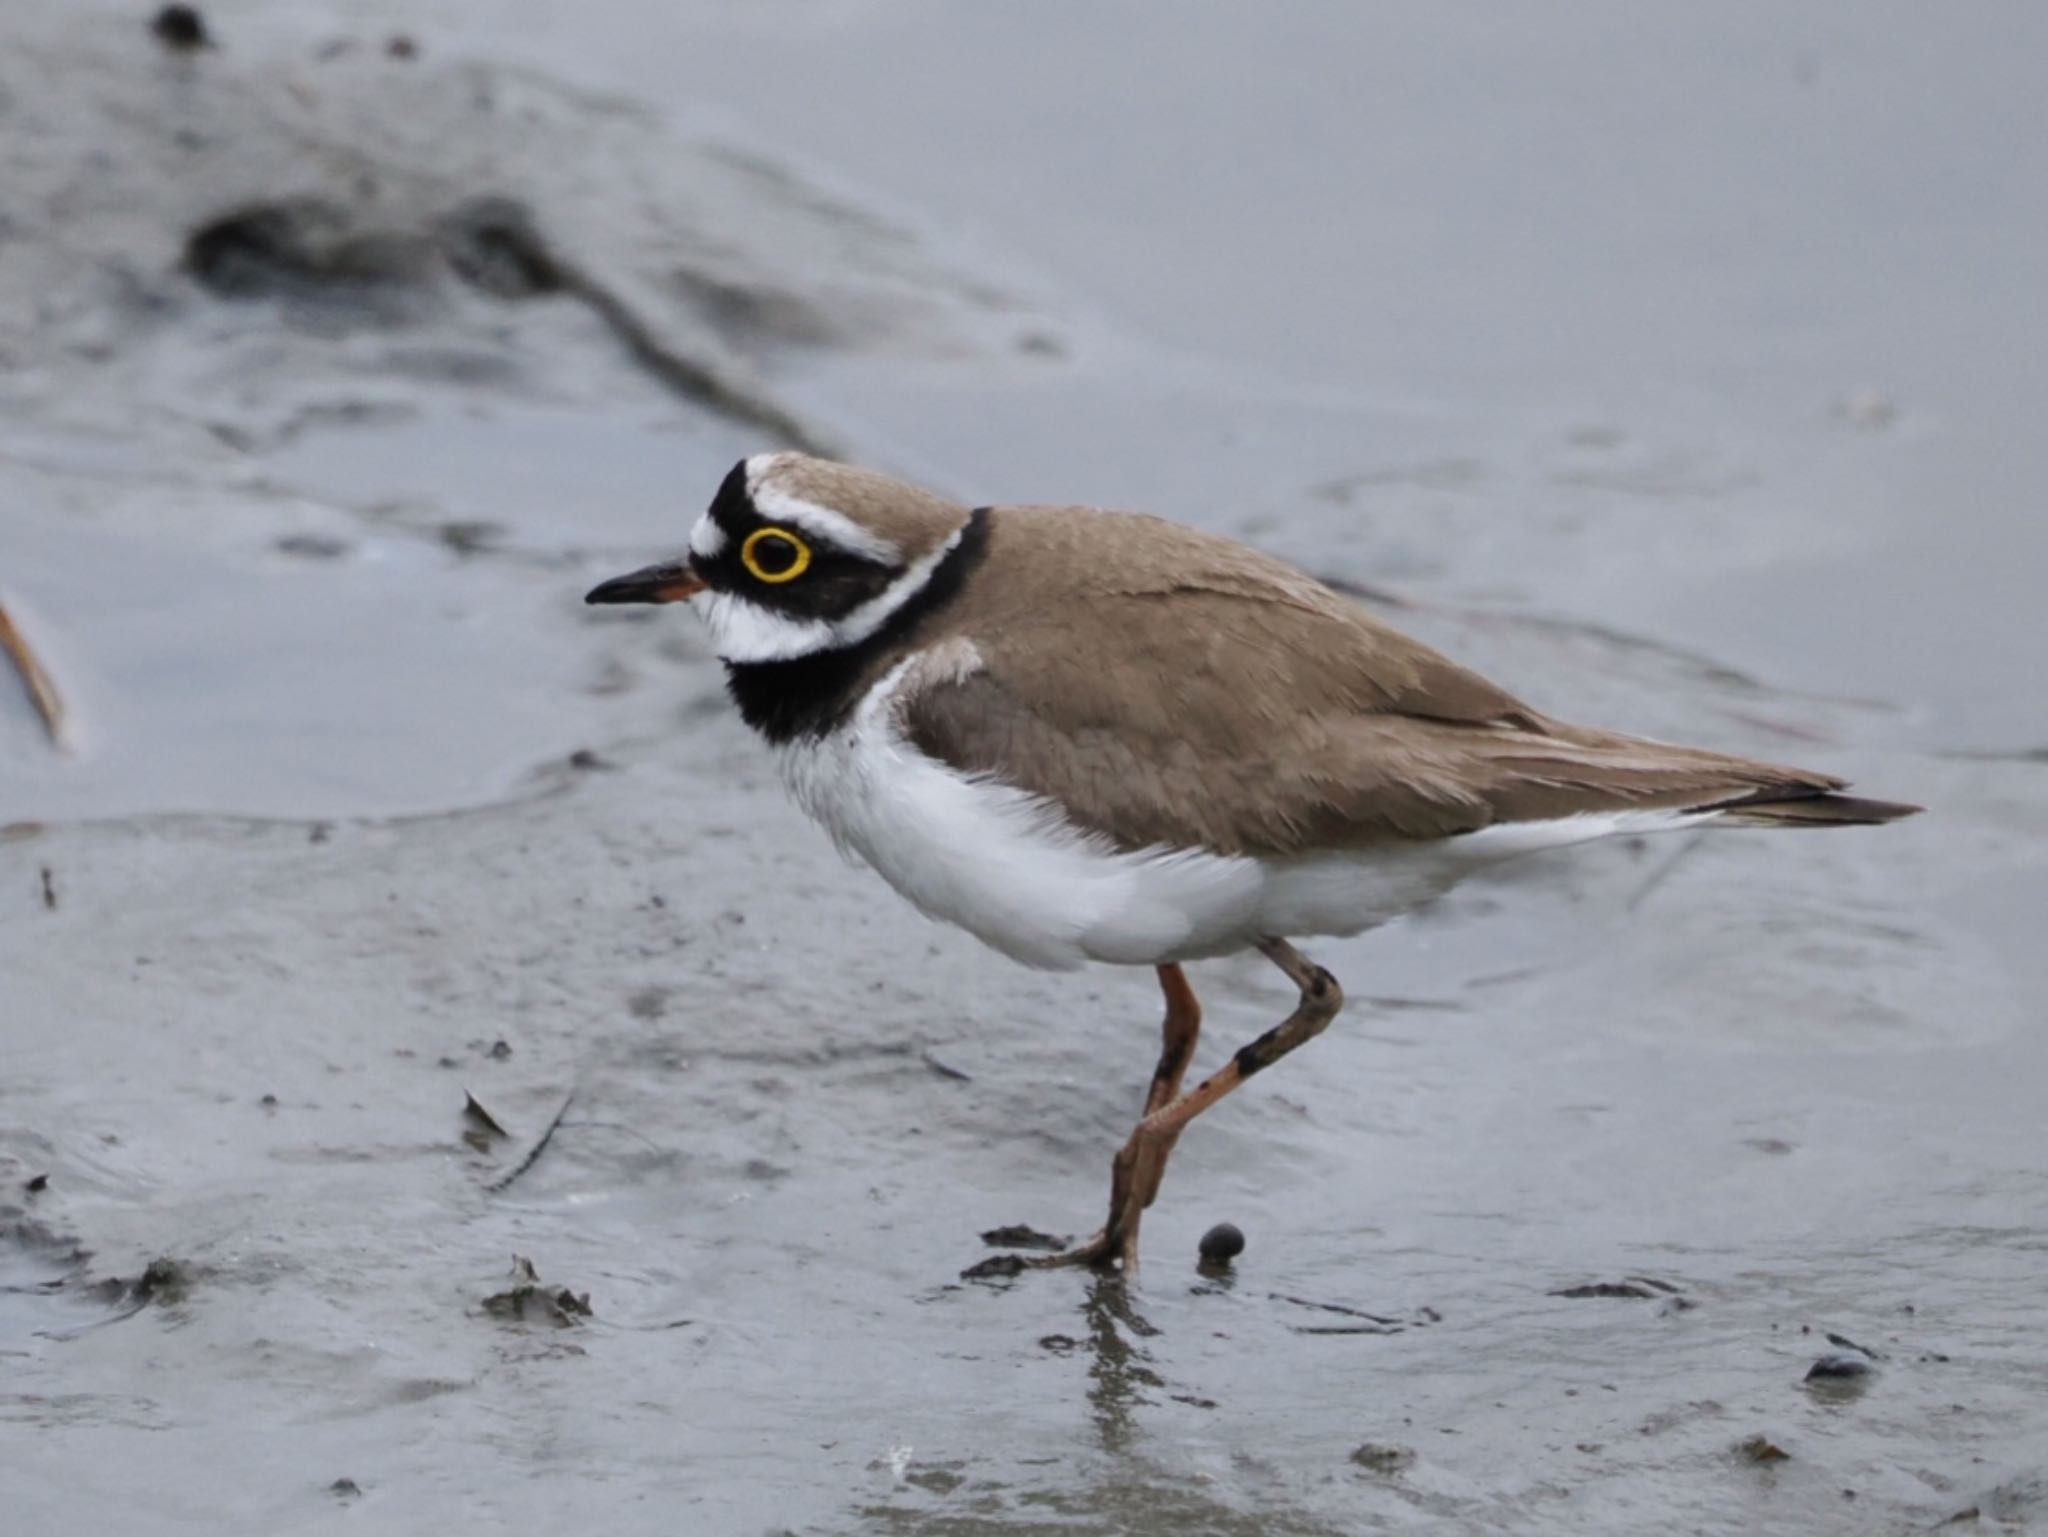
[688,515,727,559]
[746,455,902,566]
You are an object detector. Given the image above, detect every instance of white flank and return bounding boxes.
[777,656,1258,968]
[746,453,903,565]
[697,526,968,664]
[779,660,1723,968]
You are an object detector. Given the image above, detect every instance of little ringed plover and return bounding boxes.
[588,453,1918,1273]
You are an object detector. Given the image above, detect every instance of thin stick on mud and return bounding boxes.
[488,1087,577,1194]
[0,599,68,750]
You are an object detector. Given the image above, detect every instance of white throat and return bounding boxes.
[696,524,967,664]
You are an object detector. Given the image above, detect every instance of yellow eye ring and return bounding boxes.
[741,526,812,584]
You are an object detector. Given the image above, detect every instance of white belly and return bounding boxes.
[776,662,1708,970]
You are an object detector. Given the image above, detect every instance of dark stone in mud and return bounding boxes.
[150,4,209,51]
[1350,1442,1415,1476]
[24,1173,47,1194]
[328,1477,363,1499]
[1198,1222,1246,1265]
[979,1224,1067,1252]
[1807,1353,1875,1382]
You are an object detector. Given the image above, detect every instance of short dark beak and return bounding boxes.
[584,560,706,605]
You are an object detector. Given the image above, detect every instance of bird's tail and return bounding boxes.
[1718,792,1922,828]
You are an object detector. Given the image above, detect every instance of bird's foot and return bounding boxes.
[962,1123,1179,1280]
[960,1219,1130,1280]
[1027,1223,1132,1272]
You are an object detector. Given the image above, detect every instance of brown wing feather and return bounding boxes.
[897,505,1893,856]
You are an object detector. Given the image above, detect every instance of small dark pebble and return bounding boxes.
[150,4,209,51]
[961,1254,1028,1281]
[980,1224,1066,1252]
[258,1093,278,1108]
[1807,1353,1875,1382]
[328,1478,361,1500]
[489,1039,513,1060]
[25,1173,48,1194]
[1198,1223,1246,1264]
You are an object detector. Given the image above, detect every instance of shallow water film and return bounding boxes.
[5,4,2045,1534]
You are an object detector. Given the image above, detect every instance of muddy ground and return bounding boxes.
[4,3,2045,1534]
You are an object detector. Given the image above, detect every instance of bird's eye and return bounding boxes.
[741,527,811,584]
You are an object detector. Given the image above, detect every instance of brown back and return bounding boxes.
[896,504,1860,855]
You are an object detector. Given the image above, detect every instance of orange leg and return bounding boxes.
[1144,963,1203,1115]
[1038,941,1345,1275]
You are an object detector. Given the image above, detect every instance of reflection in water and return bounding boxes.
[857,1279,1352,1536]
[1076,1274,1162,1457]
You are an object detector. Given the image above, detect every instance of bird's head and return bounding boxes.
[585,453,972,663]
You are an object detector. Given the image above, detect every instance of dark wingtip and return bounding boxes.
[1722,793,1924,827]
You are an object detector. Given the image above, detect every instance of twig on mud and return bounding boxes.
[488,1086,577,1194]
[0,599,68,750]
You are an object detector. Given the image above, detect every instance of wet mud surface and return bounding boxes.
[5,3,2047,1533]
